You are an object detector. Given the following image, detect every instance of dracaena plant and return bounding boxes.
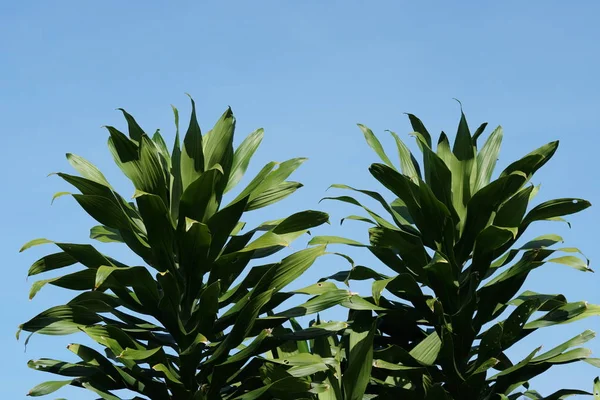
[311,109,600,399]
[247,311,379,400]
[18,97,347,399]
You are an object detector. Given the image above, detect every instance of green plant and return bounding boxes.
[256,305,381,400]
[19,98,348,399]
[312,109,600,399]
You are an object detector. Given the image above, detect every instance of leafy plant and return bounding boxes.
[19,98,346,399]
[256,308,380,400]
[312,108,599,399]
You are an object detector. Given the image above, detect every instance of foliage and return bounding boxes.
[312,109,600,399]
[19,100,600,399]
[19,98,350,399]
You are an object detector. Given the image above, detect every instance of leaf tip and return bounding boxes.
[185,92,196,106]
[452,97,464,110]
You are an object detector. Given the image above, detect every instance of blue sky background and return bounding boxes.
[2,1,599,398]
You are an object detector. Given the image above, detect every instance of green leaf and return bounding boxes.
[452,108,474,160]
[342,295,387,311]
[500,141,559,181]
[525,302,589,329]
[547,255,591,272]
[233,376,312,400]
[108,135,168,203]
[27,252,77,277]
[472,122,488,145]
[340,215,376,225]
[179,166,223,223]
[488,347,542,380]
[495,184,534,231]
[522,198,591,229]
[27,380,72,396]
[152,363,182,384]
[219,329,271,366]
[203,107,235,176]
[342,313,376,400]
[55,242,116,269]
[67,343,120,378]
[272,210,329,234]
[81,382,121,400]
[51,191,71,204]
[170,105,183,222]
[538,389,593,400]
[321,195,396,230]
[308,236,365,249]
[208,289,274,363]
[153,129,171,165]
[409,331,441,366]
[321,265,388,286]
[20,238,53,252]
[136,192,176,273]
[237,230,305,255]
[72,194,131,230]
[27,358,98,377]
[369,226,429,277]
[358,124,395,169]
[279,321,348,341]
[118,346,162,360]
[206,197,247,261]
[29,269,96,299]
[537,348,592,365]
[180,95,204,191]
[225,128,264,193]
[425,384,453,400]
[20,305,102,336]
[389,130,421,182]
[195,281,221,337]
[248,157,305,196]
[455,172,527,264]
[254,246,326,295]
[477,323,503,369]
[501,299,541,349]
[532,330,596,363]
[272,290,352,319]
[509,291,567,311]
[246,181,303,211]
[229,161,277,205]
[372,359,422,370]
[270,353,331,376]
[406,113,432,148]
[368,163,433,234]
[471,225,515,278]
[117,108,145,141]
[328,183,415,229]
[66,153,111,187]
[473,126,503,192]
[106,125,137,163]
[93,265,159,311]
[89,225,123,243]
[470,358,499,375]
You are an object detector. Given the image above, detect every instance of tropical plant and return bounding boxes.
[311,108,600,399]
[18,98,350,399]
[257,305,381,400]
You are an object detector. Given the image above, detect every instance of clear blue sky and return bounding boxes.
[2,1,599,398]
